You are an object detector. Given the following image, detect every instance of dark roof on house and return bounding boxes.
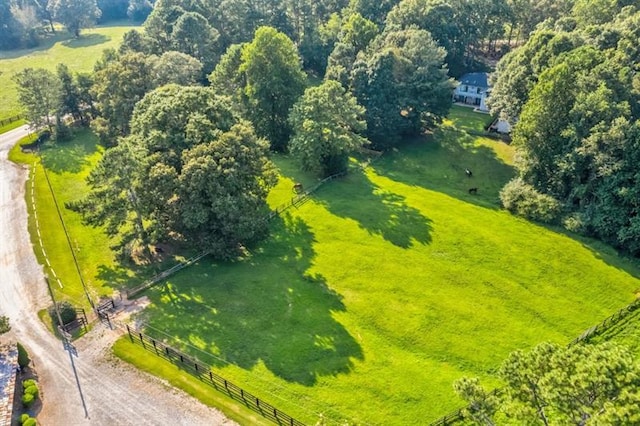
[458,72,490,88]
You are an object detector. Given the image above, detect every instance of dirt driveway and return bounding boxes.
[0,126,234,425]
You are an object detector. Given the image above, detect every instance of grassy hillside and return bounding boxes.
[0,22,137,121]
[13,107,640,424]
[133,114,640,423]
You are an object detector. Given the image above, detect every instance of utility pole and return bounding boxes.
[45,276,90,419]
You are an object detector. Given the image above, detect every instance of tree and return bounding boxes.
[0,0,23,50]
[78,84,278,258]
[176,123,277,257]
[57,63,85,124]
[325,12,378,86]
[240,26,306,151]
[91,52,156,145]
[455,342,640,424]
[149,51,203,86]
[13,68,61,132]
[68,138,155,257]
[350,28,453,149]
[171,11,220,73]
[127,0,154,22]
[48,0,101,37]
[289,80,367,176]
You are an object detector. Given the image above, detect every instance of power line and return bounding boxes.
[38,156,95,310]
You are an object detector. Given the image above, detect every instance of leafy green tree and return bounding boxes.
[0,0,23,50]
[127,0,154,22]
[171,11,220,73]
[57,63,85,124]
[91,52,156,145]
[176,123,277,257]
[48,0,101,37]
[325,12,378,85]
[16,343,30,368]
[149,51,203,86]
[208,43,247,113]
[350,28,453,149]
[241,26,306,151]
[68,140,152,257]
[125,84,238,244]
[289,80,367,177]
[118,29,151,54]
[13,68,61,132]
[455,342,640,424]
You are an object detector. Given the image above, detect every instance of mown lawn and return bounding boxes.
[130,114,640,423]
[0,22,137,121]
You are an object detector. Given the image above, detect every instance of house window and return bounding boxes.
[477,87,482,94]
[461,85,468,92]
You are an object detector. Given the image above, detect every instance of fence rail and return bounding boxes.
[268,171,347,221]
[125,324,306,426]
[125,251,210,298]
[0,114,24,128]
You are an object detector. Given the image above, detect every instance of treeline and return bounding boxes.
[0,0,154,49]
[12,0,602,260]
[491,1,640,256]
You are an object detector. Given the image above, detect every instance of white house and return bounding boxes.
[453,72,490,112]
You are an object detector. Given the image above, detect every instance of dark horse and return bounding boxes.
[468,187,478,194]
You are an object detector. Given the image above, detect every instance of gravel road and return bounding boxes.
[0,126,234,425]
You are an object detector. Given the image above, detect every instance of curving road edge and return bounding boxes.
[0,126,234,426]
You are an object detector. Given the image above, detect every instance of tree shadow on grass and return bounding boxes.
[373,127,515,210]
[39,131,99,173]
[313,170,432,248]
[140,213,364,386]
[61,33,110,48]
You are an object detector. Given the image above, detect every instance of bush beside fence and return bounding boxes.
[124,324,306,426]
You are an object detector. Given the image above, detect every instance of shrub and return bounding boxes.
[25,385,39,398]
[562,212,586,233]
[23,417,37,426]
[20,413,30,424]
[0,315,10,334]
[22,392,35,408]
[500,178,561,223]
[22,379,36,388]
[17,343,30,368]
[47,301,77,327]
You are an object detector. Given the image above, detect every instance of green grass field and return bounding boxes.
[0,22,136,121]
[13,107,640,424]
[131,115,640,422]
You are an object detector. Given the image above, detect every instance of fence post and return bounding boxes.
[126,324,134,343]
[139,332,146,349]
[152,339,158,355]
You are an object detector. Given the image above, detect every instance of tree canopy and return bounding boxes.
[289,79,367,177]
[350,28,453,149]
[48,0,102,37]
[455,342,640,424]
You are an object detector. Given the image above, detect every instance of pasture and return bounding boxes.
[12,107,640,423]
[0,22,136,121]
[131,110,640,423]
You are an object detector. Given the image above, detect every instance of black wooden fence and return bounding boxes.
[125,325,306,426]
[125,250,210,298]
[0,114,24,128]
